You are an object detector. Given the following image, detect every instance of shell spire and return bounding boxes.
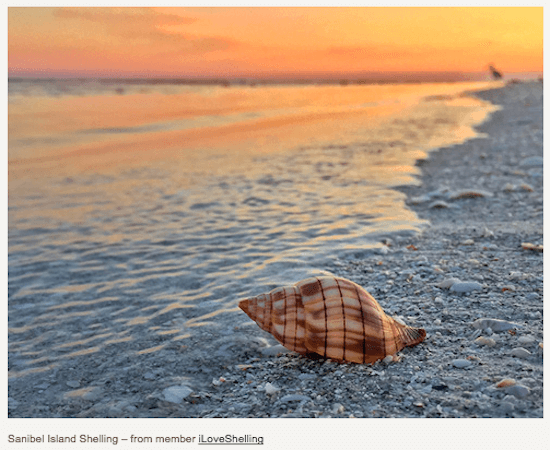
[239,276,426,364]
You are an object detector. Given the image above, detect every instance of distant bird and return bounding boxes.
[489,64,503,80]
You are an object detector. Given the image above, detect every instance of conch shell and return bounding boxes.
[239,276,426,364]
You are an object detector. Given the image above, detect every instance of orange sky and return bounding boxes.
[8,7,543,79]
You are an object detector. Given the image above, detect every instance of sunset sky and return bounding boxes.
[8,6,543,79]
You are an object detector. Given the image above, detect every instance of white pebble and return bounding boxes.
[382,355,393,364]
[450,282,482,293]
[452,359,472,369]
[163,385,193,403]
[436,278,461,289]
[508,272,525,280]
[518,335,535,345]
[264,382,281,395]
[510,347,532,359]
[505,384,530,399]
[474,336,496,347]
[332,403,345,414]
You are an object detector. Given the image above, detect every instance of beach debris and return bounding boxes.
[238,276,426,364]
[449,189,492,200]
[521,242,543,252]
[509,347,532,359]
[449,281,482,293]
[472,318,521,332]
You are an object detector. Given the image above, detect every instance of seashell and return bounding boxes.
[239,276,426,364]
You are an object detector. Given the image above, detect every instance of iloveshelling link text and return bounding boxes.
[8,434,264,446]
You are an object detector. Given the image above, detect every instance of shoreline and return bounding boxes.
[8,81,543,418]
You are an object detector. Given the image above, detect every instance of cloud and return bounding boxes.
[52,7,237,54]
[54,7,196,27]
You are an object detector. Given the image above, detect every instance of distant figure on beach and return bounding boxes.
[489,64,503,80]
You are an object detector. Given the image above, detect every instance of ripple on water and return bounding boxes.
[9,84,498,376]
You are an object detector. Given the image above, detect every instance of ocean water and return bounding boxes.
[8,79,499,375]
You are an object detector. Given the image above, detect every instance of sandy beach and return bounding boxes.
[8,80,542,419]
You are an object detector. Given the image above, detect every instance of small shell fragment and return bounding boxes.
[474,336,496,347]
[472,318,521,332]
[449,189,492,200]
[521,243,543,252]
[509,347,532,359]
[496,379,517,389]
[520,183,534,192]
[428,200,449,209]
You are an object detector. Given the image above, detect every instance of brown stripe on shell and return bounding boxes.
[335,278,346,362]
[238,276,426,364]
